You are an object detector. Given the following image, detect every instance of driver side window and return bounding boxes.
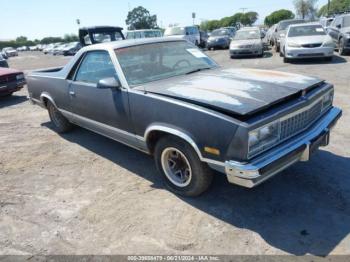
[75,51,116,84]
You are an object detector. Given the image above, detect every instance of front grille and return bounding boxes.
[280,101,323,140]
[298,53,324,57]
[301,43,322,48]
[239,45,252,48]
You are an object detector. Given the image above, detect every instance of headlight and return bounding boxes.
[322,90,334,111]
[248,121,280,156]
[288,42,301,48]
[16,74,25,80]
[323,41,335,47]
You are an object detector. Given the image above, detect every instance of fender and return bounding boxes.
[40,92,57,109]
[144,124,225,168]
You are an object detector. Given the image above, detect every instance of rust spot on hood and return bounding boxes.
[245,69,292,78]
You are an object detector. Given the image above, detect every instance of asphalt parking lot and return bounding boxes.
[1,50,350,256]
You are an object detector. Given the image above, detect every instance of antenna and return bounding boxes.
[239,8,248,13]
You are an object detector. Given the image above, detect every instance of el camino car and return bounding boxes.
[0,67,26,96]
[27,38,342,196]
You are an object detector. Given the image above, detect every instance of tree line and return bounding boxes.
[0,34,78,50]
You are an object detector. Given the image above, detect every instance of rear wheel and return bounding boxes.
[154,136,213,197]
[47,101,73,133]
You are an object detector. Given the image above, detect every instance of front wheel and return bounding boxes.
[154,136,213,197]
[47,101,73,133]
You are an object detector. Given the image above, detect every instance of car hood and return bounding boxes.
[139,68,324,116]
[231,39,261,46]
[0,67,22,77]
[288,35,330,44]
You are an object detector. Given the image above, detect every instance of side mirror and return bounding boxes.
[275,28,278,33]
[336,24,341,29]
[186,31,190,35]
[97,77,121,89]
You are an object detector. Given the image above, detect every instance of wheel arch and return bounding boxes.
[144,124,204,161]
[40,92,57,109]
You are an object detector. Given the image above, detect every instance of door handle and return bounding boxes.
[69,90,75,96]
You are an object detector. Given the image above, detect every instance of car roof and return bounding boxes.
[238,27,260,31]
[288,22,322,28]
[279,19,305,24]
[127,29,161,32]
[82,37,187,52]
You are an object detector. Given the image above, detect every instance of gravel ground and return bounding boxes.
[1,50,350,256]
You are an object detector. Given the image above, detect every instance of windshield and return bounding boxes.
[144,31,162,37]
[234,30,260,40]
[211,29,229,36]
[115,41,217,86]
[288,25,326,37]
[164,27,185,36]
[279,20,304,30]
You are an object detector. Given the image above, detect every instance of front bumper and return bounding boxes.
[225,107,342,188]
[207,40,228,48]
[0,80,26,96]
[285,46,334,59]
[230,47,262,56]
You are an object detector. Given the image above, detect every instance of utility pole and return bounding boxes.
[327,0,331,16]
[239,8,248,13]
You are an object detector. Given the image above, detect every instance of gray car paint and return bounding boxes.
[26,38,331,166]
[138,68,324,116]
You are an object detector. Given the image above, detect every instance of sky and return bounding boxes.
[1,0,329,40]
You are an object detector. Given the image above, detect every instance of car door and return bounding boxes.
[68,50,134,136]
[330,17,342,43]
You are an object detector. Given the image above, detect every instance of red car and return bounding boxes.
[0,67,26,96]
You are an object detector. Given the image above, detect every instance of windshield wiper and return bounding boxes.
[185,67,211,75]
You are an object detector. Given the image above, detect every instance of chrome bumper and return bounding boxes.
[285,46,334,58]
[225,107,342,188]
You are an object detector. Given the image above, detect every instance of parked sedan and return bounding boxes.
[0,67,26,96]
[229,27,264,58]
[27,38,341,196]
[328,14,350,55]
[280,23,335,62]
[273,19,305,52]
[59,42,82,56]
[2,47,18,57]
[0,54,9,68]
[206,29,232,50]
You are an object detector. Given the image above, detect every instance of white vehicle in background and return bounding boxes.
[266,24,277,46]
[2,47,18,57]
[126,29,162,39]
[164,26,200,46]
[280,23,335,63]
[29,46,39,51]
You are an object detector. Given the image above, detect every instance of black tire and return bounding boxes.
[324,56,333,62]
[280,48,284,57]
[283,56,289,63]
[339,38,347,56]
[275,41,280,52]
[154,135,213,197]
[47,101,73,133]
